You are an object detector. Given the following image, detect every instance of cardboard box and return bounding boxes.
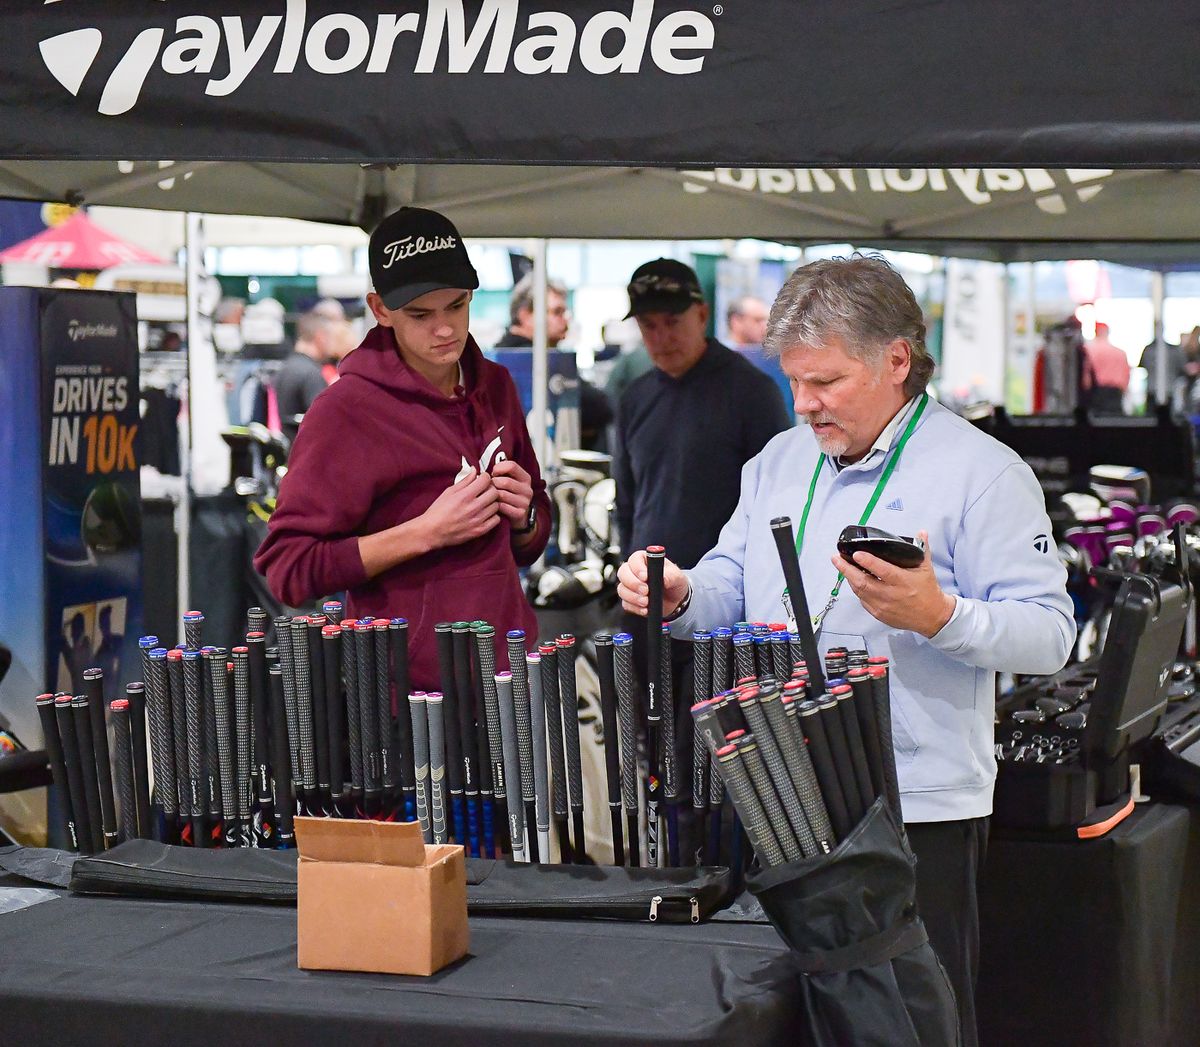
[295,816,469,976]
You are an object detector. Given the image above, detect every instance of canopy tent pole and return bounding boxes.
[1151,271,1167,408]
[529,239,549,470]
[179,212,203,642]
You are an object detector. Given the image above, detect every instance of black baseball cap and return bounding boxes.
[368,206,479,310]
[625,258,705,319]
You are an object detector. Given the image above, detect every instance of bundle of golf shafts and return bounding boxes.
[34,605,606,861]
[690,642,901,867]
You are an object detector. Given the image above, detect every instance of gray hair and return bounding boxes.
[296,309,338,344]
[763,254,934,397]
[509,273,568,325]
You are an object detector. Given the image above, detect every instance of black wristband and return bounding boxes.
[511,504,537,536]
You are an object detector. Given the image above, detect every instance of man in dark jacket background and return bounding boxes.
[255,207,550,688]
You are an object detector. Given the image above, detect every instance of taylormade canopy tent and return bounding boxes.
[2,2,1200,259]
[3,163,1200,261]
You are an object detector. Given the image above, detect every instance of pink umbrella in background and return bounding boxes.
[0,210,164,269]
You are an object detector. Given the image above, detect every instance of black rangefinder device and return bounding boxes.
[837,525,926,569]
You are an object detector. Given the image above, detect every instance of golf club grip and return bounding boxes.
[137,637,159,816]
[37,695,76,848]
[716,744,786,868]
[321,600,344,625]
[758,685,830,855]
[341,624,363,794]
[655,626,678,796]
[353,623,380,802]
[769,516,827,696]
[526,653,550,864]
[55,696,91,852]
[612,635,639,817]
[426,692,449,844]
[732,634,755,685]
[180,652,206,840]
[289,621,317,796]
[208,652,237,840]
[409,692,432,842]
[849,671,887,799]
[505,634,536,804]
[594,636,625,854]
[711,629,733,694]
[835,688,876,809]
[734,734,803,862]
[246,607,269,639]
[798,701,851,841]
[494,671,527,861]
[374,623,396,793]
[691,634,712,811]
[737,691,819,856]
[305,619,331,796]
[81,669,118,850]
[266,661,295,846]
[183,611,204,651]
[109,699,136,843]
[451,625,480,850]
[145,650,176,822]
[199,653,222,825]
[770,634,790,684]
[275,616,302,789]
[818,693,864,823]
[232,650,254,844]
[166,652,190,822]
[476,630,506,811]
[125,683,152,837]
[322,627,345,799]
[391,619,416,807]
[645,547,664,723]
[870,665,903,821]
[69,696,104,852]
[539,645,570,856]
[437,625,465,823]
[556,637,584,812]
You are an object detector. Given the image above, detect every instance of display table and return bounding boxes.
[0,886,804,1047]
[977,802,1198,1047]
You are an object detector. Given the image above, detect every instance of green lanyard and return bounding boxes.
[793,393,929,619]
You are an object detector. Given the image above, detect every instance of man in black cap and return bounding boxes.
[613,259,791,812]
[614,258,792,570]
[256,207,551,687]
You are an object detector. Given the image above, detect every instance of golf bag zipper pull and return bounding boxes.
[649,894,663,921]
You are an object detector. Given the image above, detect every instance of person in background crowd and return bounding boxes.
[493,273,613,453]
[727,293,793,408]
[495,273,571,349]
[617,255,1074,1047]
[1084,322,1130,414]
[255,207,550,689]
[613,258,791,824]
[726,294,769,349]
[273,307,345,443]
[310,297,357,382]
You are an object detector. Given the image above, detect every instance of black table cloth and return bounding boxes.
[0,889,804,1047]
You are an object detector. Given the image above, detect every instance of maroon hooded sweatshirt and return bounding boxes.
[254,325,551,690]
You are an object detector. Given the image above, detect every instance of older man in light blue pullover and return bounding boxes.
[618,255,1075,1047]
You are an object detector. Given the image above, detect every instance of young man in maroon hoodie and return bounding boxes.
[254,207,551,689]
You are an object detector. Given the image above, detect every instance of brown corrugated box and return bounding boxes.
[295,816,469,976]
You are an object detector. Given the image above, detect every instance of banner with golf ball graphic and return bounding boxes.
[39,288,143,700]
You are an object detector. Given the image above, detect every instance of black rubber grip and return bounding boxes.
[208,651,237,831]
[342,624,363,793]
[199,653,222,822]
[658,628,678,801]
[870,665,903,821]
[125,682,152,838]
[70,695,103,848]
[374,623,396,792]
[758,683,832,854]
[274,617,302,791]
[37,695,76,849]
[734,734,803,862]
[267,663,296,845]
[438,624,465,799]
[691,634,711,812]
[506,632,536,806]
[322,627,346,799]
[391,619,416,803]
[144,649,175,819]
[798,700,851,841]
[180,653,205,833]
[716,744,785,867]
[82,669,117,850]
[232,650,254,844]
[835,687,877,811]
[304,619,329,796]
[769,516,827,696]
[55,696,91,853]
[354,623,380,797]
[594,635,625,866]
[818,692,864,823]
[540,645,568,820]
[166,654,190,820]
[109,700,136,844]
[290,621,317,795]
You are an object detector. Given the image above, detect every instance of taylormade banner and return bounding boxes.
[5,1,1200,167]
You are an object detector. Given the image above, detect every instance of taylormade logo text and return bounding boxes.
[39,1,717,116]
[380,234,457,268]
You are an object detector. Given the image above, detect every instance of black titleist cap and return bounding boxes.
[369,207,479,310]
[625,258,705,319]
